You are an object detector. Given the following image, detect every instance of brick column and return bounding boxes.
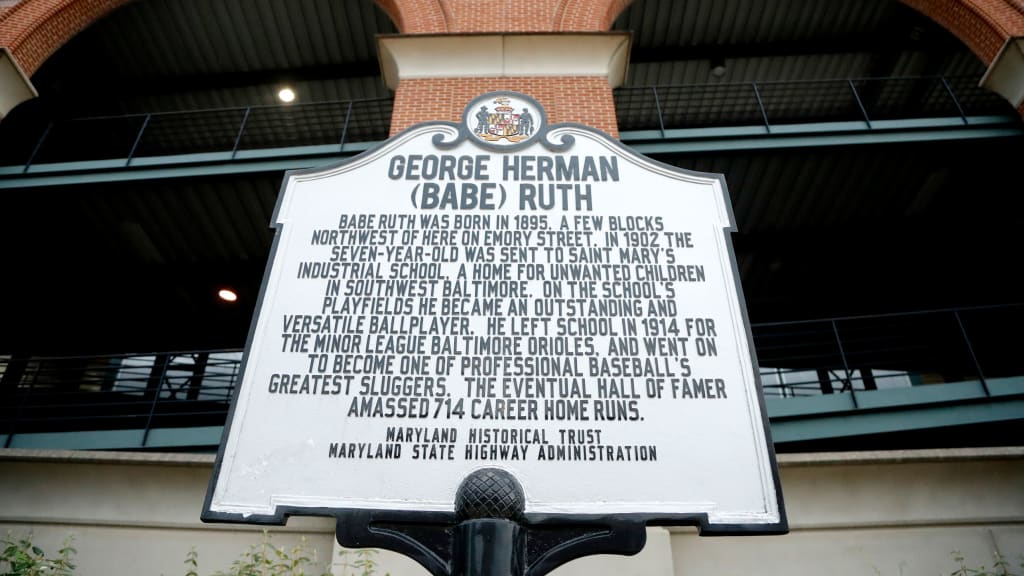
[379,33,630,137]
[0,47,36,118]
[0,0,132,117]
[376,0,634,136]
[899,0,1024,108]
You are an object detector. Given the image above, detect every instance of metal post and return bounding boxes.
[455,519,523,576]
[953,310,989,396]
[2,355,31,448]
[23,122,53,173]
[752,82,771,132]
[339,101,354,150]
[231,108,252,159]
[652,87,666,138]
[142,354,170,446]
[454,469,526,576]
[848,79,872,129]
[186,352,209,401]
[831,320,858,408]
[126,114,152,165]
[940,76,969,125]
[335,465,647,576]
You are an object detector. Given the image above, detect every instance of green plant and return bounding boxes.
[208,530,332,576]
[0,532,76,576]
[950,550,1024,576]
[336,548,382,576]
[184,529,386,576]
[184,547,200,576]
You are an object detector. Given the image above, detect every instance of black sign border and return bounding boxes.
[201,94,789,549]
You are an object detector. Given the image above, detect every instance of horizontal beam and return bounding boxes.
[5,379,1020,451]
[0,116,1020,188]
[768,377,1024,443]
[622,115,1024,154]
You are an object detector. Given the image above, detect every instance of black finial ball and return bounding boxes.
[455,468,525,522]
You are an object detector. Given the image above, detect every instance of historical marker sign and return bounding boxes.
[203,92,786,534]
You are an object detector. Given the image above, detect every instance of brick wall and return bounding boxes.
[900,0,1024,62]
[0,0,131,75]
[1,0,1021,124]
[382,0,634,33]
[390,76,620,137]
[3,0,1023,75]
[379,1,634,132]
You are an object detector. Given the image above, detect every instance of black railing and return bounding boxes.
[2,97,395,169]
[754,304,1023,398]
[1,304,1021,444]
[2,75,1016,170]
[613,75,1013,133]
[0,350,242,445]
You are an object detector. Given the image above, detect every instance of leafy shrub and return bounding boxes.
[949,550,1024,576]
[204,530,332,576]
[186,530,383,576]
[0,531,76,576]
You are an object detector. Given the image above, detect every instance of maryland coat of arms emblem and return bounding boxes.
[464,92,544,149]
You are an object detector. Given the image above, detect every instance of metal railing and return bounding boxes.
[3,97,394,170]
[2,75,1017,170]
[1,304,1021,444]
[613,75,1014,134]
[0,350,242,445]
[754,304,1023,398]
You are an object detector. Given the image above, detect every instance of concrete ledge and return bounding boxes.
[377,33,631,89]
[0,47,37,118]
[980,37,1024,108]
[776,446,1024,466]
[0,447,216,466]
[3,446,1021,467]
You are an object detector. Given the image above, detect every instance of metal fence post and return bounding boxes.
[652,86,666,137]
[940,76,969,125]
[848,79,872,129]
[752,82,771,132]
[831,320,858,408]
[231,107,252,159]
[3,358,35,448]
[142,354,170,447]
[339,101,354,150]
[126,114,152,165]
[22,122,53,173]
[953,310,989,396]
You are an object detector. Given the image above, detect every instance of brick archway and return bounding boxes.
[376,0,632,33]
[374,0,448,33]
[552,0,634,31]
[2,0,1020,75]
[900,0,1024,63]
[0,0,132,77]
[0,0,1021,114]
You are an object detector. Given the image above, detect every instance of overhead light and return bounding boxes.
[710,58,727,78]
[218,288,239,302]
[277,87,296,103]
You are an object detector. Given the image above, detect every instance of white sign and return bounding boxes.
[204,92,785,532]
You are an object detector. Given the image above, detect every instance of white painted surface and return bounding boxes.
[1,448,1021,576]
[0,48,37,118]
[208,120,780,526]
[980,37,1024,107]
[377,34,630,88]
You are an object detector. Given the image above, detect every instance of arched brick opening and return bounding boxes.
[553,0,634,31]
[899,0,1024,63]
[4,0,1021,74]
[0,0,133,77]
[375,0,448,33]
[0,0,1020,112]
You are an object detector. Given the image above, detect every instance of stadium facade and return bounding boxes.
[1,0,1022,574]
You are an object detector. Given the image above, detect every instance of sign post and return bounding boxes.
[203,92,787,575]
